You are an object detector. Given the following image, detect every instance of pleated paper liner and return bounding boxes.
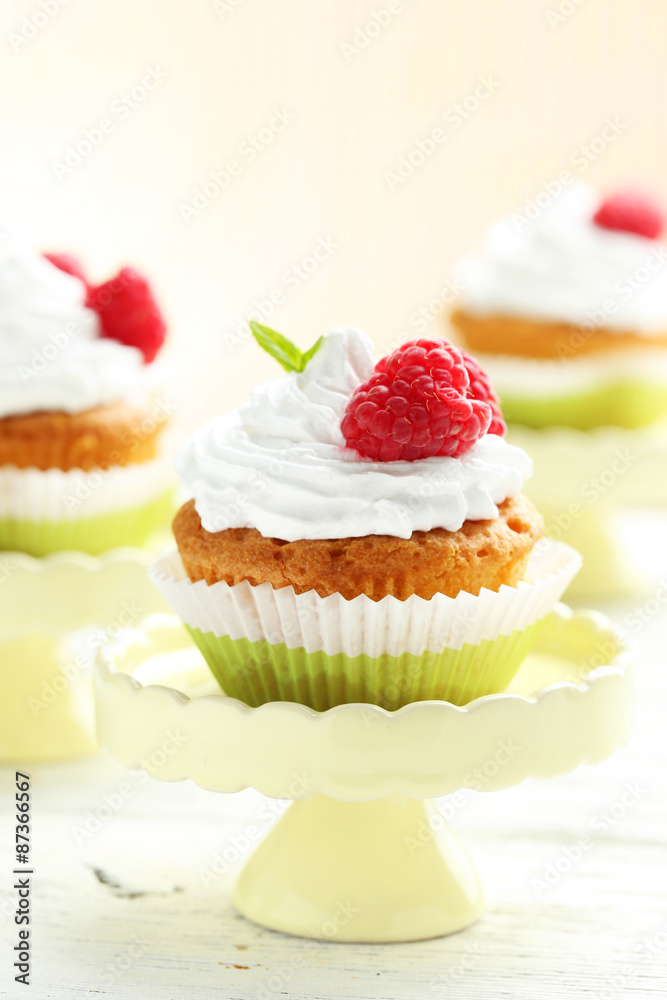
[149,538,581,710]
[0,491,174,557]
[186,621,543,710]
[0,457,176,556]
[0,456,174,519]
[502,380,667,431]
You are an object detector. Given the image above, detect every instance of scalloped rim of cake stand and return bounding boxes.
[94,604,634,802]
[1,547,173,763]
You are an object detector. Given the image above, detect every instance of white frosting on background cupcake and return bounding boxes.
[457,183,667,334]
[0,249,147,418]
[176,327,532,541]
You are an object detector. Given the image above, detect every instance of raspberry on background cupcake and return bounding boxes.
[450,183,667,431]
[0,245,173,555]
[151,325,580,711]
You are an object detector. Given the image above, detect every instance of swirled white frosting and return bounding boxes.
[458,183,667,334]
[176,327,532,540]
[0,249,146,418]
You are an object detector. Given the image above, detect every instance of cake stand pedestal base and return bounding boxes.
[233,793,484,943]
[95,606,633,945]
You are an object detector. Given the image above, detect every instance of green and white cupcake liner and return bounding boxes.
[149,538,582,711]
[468,349,667,431]
[0,459,175,556]
[501,380,667,431]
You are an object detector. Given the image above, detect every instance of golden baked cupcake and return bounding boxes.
[0,246,173,554]
[173,493,540,602]
[150,325,580,710]
[451,184,667,430]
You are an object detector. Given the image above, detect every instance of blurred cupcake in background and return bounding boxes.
[450,183,667,431]
[0,244,174,555]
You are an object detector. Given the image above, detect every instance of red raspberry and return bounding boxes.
[459,348,506,437]
[593,190,664,240]
[87,267,166,363]
[341,339,493,462]
[42,252,89,288]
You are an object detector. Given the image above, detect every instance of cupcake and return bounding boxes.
[151,325,580,710]
[0,245,173,555]
[451,184,667,431]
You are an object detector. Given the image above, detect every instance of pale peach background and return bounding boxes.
[1,0,665,431]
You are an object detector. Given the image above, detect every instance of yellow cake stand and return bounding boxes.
[0,549,171,762]
[509,421,667,599]
[94,605,633,943]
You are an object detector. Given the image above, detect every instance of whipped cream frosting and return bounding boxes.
[176,327,532,540]
[458,183,667,334]
[0,249,147,418]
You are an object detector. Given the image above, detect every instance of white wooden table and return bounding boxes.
[1,512,667,1000]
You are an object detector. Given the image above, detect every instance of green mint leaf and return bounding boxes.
[300,336,323,370]
[249,321,303,372]
[249,321,323,373]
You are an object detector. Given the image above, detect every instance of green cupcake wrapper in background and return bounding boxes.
[186,618,545,711]
[0,489,174,557]
[500,380,667,431]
